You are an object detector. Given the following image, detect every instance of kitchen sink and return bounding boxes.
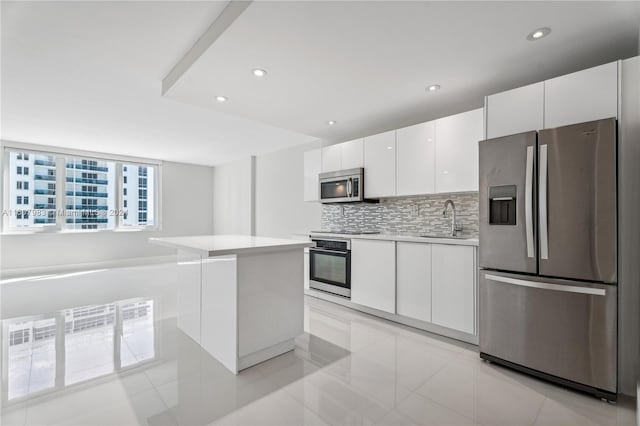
[419,234,472,240]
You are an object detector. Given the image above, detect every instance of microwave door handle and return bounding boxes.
[347,178,352,197]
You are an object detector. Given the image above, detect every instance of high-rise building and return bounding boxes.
[9,151,56,228]
[65,157,114,229]
[122,164,153,226]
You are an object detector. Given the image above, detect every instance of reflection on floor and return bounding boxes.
[1,296,636,425]
[4,299,155,401]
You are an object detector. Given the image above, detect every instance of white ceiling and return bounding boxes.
[1,1,315,166]
[2,2,639,167]
[166,1,640,143]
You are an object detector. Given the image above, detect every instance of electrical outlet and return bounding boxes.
[410,204,419,216]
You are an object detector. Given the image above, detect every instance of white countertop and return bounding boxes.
[309,232,479,246]
[149,235,314,257]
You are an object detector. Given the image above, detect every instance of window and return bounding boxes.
[122,163,155,227]
[16,211,22,219]
[4,148,158,231]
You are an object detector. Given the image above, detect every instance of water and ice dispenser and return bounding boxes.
[488,185,516,225]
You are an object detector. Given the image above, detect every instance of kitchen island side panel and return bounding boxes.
[236,249,305,359]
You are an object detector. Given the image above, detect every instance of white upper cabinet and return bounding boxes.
[303,148,322,201]
[321,139,364,173]
[396,121,435,196]
[435,108,483,193]
[544,61,618,129]
[321,144,342,172]
[431,244,475,334]
[341,138,364,170]
[364,130,397,198]
[486,82,544,139]
[351,239,396,313]
[396,242,432,322]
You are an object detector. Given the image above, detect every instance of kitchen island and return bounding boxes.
[149,235,314,374]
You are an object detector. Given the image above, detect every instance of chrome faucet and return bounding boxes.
[443,199,463,237]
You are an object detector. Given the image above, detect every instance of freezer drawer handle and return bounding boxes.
[539,144,549,260]
[525,145,534,258]
[485,274,606,296]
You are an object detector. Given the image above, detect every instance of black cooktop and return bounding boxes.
[311,230,381,235]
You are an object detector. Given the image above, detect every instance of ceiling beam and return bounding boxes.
[161,0,252,96]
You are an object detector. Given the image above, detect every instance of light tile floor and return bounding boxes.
[1,296,636,426]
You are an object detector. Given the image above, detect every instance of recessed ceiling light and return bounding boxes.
[327,120,337,126]
[216,96,228,102]
[252,68,267,77]
[527,27,551,41]
[387,146,393,150]
[426,84,441,92]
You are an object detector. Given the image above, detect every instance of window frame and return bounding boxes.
[1,142,162,234]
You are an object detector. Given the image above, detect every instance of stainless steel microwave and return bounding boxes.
[319,168,364,203]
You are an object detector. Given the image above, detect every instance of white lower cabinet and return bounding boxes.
[351,239,396,313]
[431,244,475,334]
[396,242,432,322]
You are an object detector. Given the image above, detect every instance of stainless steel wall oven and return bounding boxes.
[309,237,351,297]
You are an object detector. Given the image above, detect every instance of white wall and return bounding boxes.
[0,161,214,273]
[619,55,640,396]
[213,156,254,235]
[255,142,322,238]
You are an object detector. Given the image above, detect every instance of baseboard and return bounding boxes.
[238,338,296,372]
[305,288,478,345]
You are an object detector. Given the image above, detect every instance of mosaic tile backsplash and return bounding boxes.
[321,192,479,238]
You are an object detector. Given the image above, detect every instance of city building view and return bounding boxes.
[65,157,115,230]
[7,151,154,229]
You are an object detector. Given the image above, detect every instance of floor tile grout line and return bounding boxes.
[530,396,548,426]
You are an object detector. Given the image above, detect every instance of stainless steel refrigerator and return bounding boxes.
[479,118,618,401]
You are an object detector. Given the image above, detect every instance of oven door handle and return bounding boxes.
[310,248,349,255]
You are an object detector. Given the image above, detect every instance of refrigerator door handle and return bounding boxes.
[539,144,549,260]
[484,274,606,296]
[525,146,534,258]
